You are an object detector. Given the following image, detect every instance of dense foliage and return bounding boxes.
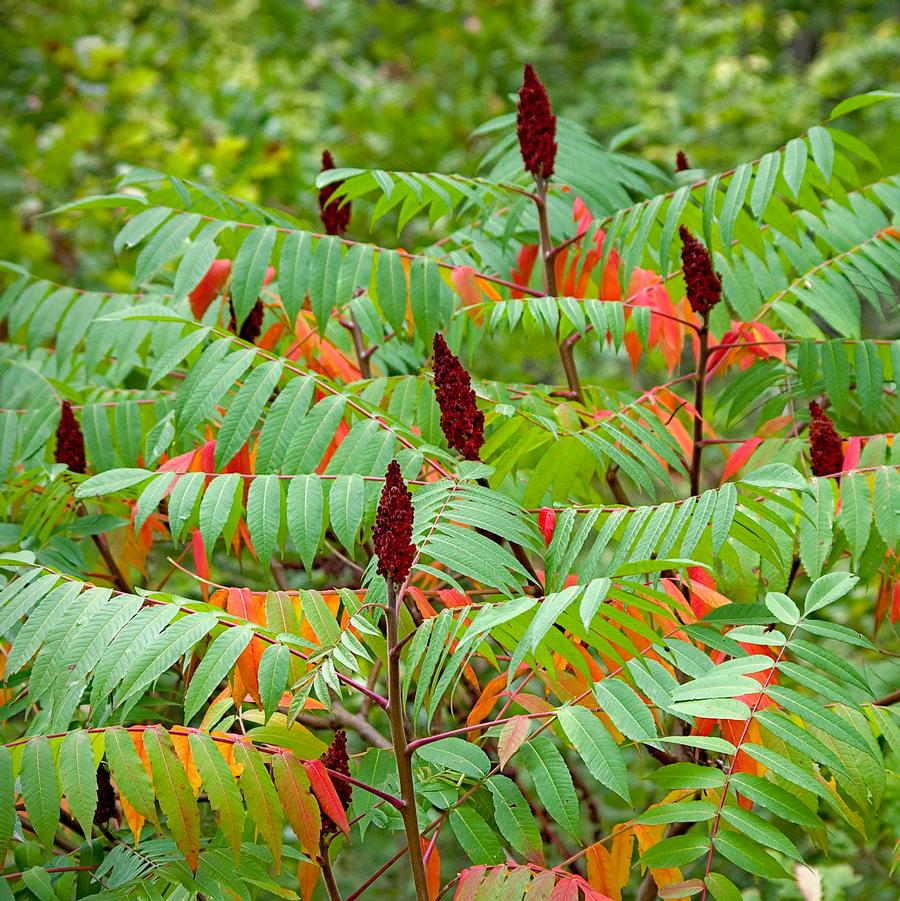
[1,31,899,901]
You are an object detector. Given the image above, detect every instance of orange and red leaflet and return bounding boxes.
[226,587,267,707]
[302,759,350,836]
[705,320,786,379]
[720,436,763,483]
[421,836,441,900]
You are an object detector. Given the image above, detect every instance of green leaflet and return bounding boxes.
[286,474,324,573]
[557,705,630,804]
[257,643,290,722]
[486,775,542,857]
[234,742,283,871]
[231,226,276,326]
[143,728,201,871]
[517,736,581,839]
[184,626,253,721]
[214,360,283,469]
[415,737,490,778]
[58,730,98,839]
[640,832,709,868]
[592,677,657,742]
[19,736,60,850]
[714,829,789,879]
[246,475,283,571]
[449,807,504,865]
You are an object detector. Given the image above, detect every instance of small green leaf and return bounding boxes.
[258,643,290,722]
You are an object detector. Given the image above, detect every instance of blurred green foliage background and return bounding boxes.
[2,0,898,291]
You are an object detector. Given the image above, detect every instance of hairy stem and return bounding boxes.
[690,315,710,496]
[385,580,430,901]
[534,176,584,404]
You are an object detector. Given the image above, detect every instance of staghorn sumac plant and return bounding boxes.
[0,66,898,901]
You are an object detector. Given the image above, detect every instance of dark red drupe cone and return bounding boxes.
[809,402,844,477]
[320,729,352,834]
[55,401,86,473]
[679,226,722,315]
[319,149,351,237]
[517,64,557,180]
[228,298,264,344]
[432,333,484,461]
[94,763,117,824]
[676,150,690,171]
[373,460,416,585]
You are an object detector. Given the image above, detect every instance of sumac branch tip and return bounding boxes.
[319,148,351,237]
[373,460,416,585]
[809,401,844,477]
[517,63,557,180]
[55,400,86,474]
[679,225,722,315]
[432,333,485,461]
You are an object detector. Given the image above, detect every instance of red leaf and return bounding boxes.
[302,759,350,837]
[190,530,209,602]
[189,259,231,319]
[549,876,581,901]
[843,436,861,473]
[721,437,762,483]
[454,868,487,901]
[538,508,557,546]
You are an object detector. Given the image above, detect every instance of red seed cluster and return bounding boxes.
[228,298,264,344]
[373,461,416,585]
[517,64,557,180]
[55,401,86,474]
[808,402,844,477]
[319,730,352,834]
[94,763,117,824]
[676,150,690,172]
[319,149,351,237]
[679,226,722,315]
[432,333,485,461]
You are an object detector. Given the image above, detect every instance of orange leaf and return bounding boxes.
[303,759,350,837]
[422,836,441,900]
[297,859,320,901]
[118,794,146,845]
[466,673,506,727]
[586,842,622,900]
[227,587,266,707]
[170,728,202,797]
[610,826,635,888]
